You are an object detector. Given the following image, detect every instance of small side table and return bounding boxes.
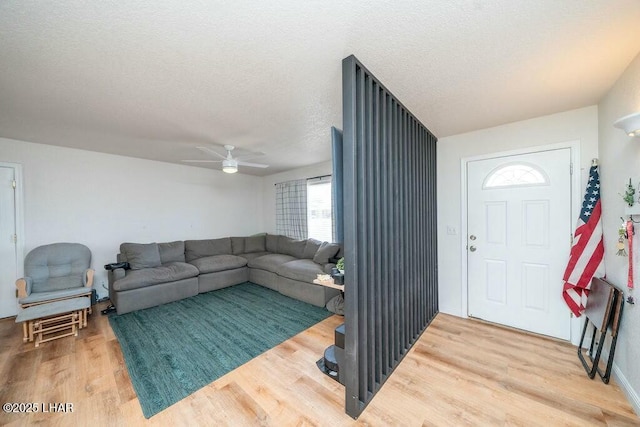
[312,279,344,292]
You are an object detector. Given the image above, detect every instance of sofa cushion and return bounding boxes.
[313,241,340,264]
[158,241,185,264]
[266,234,279,253]
[238,252,270,262]
[276,259,325,283]
[19,287,92,305]
[25,243,91,292]
[189,255,247,274]
[303,238,322,259]
[231,237,245,255]
[278,236,307,257]
[112,262,199,291]
[185,238,232,262]
[120,243,162,270]
[245,235,266,253]
[247,253,297,273]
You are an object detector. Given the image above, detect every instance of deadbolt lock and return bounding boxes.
[469,235,476,241]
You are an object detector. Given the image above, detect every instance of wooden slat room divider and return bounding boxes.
[342,55,438,418]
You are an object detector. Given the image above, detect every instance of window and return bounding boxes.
[307,176,333,242]
[275,179,307,240]
[483,163,548,189]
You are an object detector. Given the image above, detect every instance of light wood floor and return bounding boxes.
[0,303,637,426]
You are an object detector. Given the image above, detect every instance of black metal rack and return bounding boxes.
[577,277,624,383]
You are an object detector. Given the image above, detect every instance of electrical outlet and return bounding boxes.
[446,225,457,235]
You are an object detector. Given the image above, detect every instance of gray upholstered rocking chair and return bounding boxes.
[16,243,94,309]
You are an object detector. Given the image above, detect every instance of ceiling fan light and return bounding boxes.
[222,166,237,173]
[222,159,238,173]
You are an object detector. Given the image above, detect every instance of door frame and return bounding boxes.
[0,162,25,304]
[460,141,583,344]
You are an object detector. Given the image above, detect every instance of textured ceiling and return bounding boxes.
[1,1,640,176]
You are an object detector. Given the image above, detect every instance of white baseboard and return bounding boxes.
[612,363,640,416]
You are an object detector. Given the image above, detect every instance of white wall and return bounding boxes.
[261,160,332,234]
[598,51,640,413]
[437,106,599,316]
[0,137,264,298]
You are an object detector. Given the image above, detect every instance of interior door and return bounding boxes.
[467,148,572,340]
[0,166,18,318]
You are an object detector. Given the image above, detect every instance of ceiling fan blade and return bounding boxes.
[237,161,269,168]
[234,152,266,162]
[182,160,222,163]
[196,146,227,159]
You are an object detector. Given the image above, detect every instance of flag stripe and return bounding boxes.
[574,201,602,250]
[562,164,605,317]
[564,205,602,284]
[562,285,581,314]
[577,240,604,286]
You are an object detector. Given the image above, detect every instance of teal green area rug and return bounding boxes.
[108,282,331,418]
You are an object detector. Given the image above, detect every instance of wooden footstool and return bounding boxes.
[15,297,91,347]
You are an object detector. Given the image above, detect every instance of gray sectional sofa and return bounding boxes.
[107,234,341,314]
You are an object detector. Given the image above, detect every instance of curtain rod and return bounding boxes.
[274,174,331,186]
[307,174,331,181]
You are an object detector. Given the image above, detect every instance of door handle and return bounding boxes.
[469,246,477,252]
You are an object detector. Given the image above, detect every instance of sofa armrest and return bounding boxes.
[83,268,95,287]
[16,277,33,298]
[108,268,126,286]
[107,268,126,302]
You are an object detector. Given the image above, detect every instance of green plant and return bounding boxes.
[336,257,345,271]
[623,178,635,207]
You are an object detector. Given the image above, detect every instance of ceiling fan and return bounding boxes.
[182,145,269,174]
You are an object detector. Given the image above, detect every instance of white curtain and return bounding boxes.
[275,179,307,239]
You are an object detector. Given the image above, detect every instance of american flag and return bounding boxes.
[562,163,605,317]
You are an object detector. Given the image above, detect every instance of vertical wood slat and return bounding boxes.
[357,69,367,402]
[420,124,425,332]
[392,98,400,364]
[342,55,360,416]
[365,74,374,394]
[407,116,413,340]
[342,54,438,420]
[416,121,421,335]
[374,83,383,385]
[398,105,407,353]
[380,88,389,376]
[416,126,422,328]
[412,117,417,340]
[389,94,398,366]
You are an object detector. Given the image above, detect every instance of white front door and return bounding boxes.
[467,148,572,340]
[0,166,18,318]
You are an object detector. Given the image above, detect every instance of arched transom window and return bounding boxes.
[483,163,549,189]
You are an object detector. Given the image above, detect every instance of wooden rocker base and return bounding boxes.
[15,297,91,347]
